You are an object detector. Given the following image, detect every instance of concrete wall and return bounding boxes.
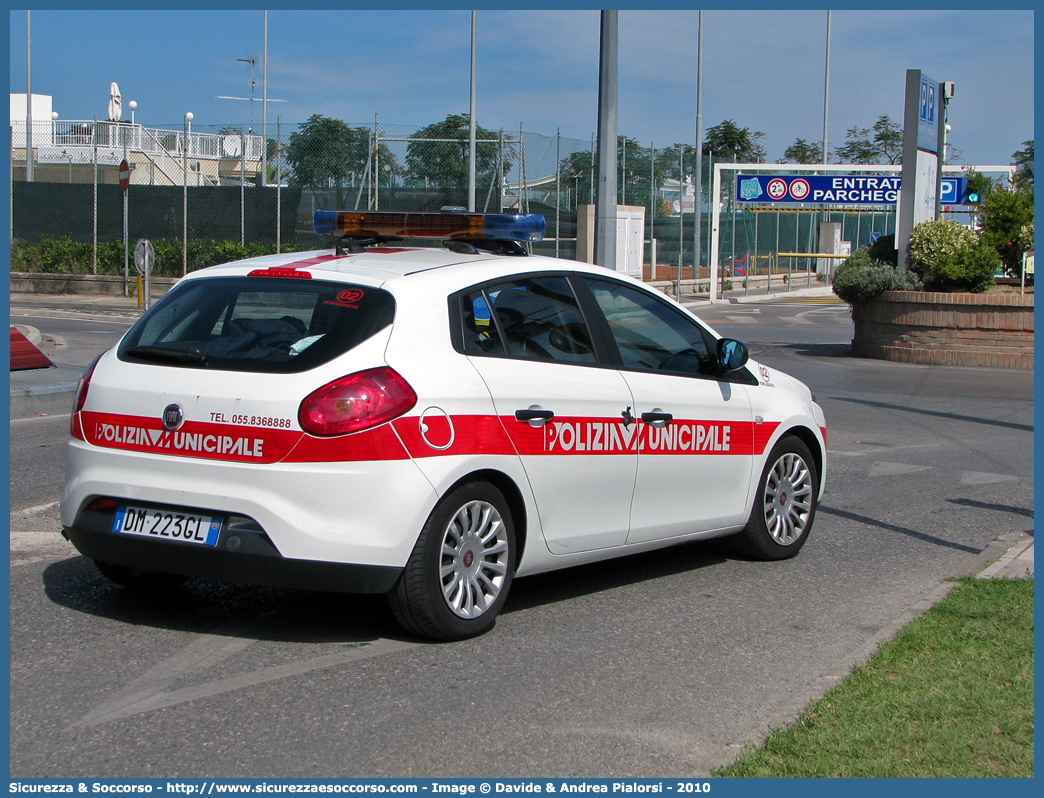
[10,272,177,298]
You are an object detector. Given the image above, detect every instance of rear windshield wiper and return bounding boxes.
[125,345,207,364]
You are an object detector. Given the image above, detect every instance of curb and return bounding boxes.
[10,361,84,420]
[680,286,839,307]
[13,323,43,347]
[976,531,1035,580]
[10,381,79,419]
[692,530,1034,775]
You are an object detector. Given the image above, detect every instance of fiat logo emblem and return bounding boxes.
[162,404,184,431]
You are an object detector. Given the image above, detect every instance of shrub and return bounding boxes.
[908,219,976,278]
[909,219,995,292]
[11,236,94,274]
[12,238,313,278]
[978,186,1034,274]
[832,247,921,305]
[941,241,1000,293]
[866,233,898,267]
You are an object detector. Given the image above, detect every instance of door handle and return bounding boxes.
[515,407,554,427]
[641,410,673,427]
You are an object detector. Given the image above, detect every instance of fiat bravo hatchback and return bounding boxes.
[62,210,826,640]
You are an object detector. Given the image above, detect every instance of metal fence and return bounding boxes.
[10,117,898,278]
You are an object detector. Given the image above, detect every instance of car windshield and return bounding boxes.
[118,276,394,373]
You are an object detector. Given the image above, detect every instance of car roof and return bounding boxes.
[180,246,640,291]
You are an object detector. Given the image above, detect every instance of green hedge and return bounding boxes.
[10,237,313,278]
[832,248,921,305]
[909,219,996,293]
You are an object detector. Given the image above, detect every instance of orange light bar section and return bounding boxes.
[313,210,545,242]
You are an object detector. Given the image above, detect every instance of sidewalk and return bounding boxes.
[10,292,146,420]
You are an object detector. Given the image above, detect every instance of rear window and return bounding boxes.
[118,277,394,373]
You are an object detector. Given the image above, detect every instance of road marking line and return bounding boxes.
[71,630,416,727]
[11,501,60,515]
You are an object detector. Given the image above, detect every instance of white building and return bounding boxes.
[11,93,264,186]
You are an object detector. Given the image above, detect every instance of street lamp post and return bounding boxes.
[183,112,192,276]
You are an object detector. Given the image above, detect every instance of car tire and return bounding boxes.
[93,560,190,590]
[732,435,819,561]
[388,482,515,641]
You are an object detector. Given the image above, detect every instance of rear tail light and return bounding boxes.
[70,354,103,438]
[298,367,417,437]
[87,498,118,513]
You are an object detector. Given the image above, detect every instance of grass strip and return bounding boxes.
[717,577,1034,778]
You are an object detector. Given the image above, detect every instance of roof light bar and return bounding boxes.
[313,211,546,242]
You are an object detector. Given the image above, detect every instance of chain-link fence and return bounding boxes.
[10,117,899,279]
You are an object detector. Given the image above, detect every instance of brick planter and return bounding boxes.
[851,290,1034,370]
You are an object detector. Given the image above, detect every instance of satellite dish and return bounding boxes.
[222,135,242,157]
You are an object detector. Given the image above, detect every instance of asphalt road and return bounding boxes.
[9,296,1034,777]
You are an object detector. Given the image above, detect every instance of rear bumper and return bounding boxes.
[62,438,438,568]
[63,521,402,594]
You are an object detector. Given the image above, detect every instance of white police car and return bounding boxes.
[62,210,826,640]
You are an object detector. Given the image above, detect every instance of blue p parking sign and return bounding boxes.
[939,178,968,205]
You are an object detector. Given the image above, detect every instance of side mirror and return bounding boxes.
[716,338,749,372]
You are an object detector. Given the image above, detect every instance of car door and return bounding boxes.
[580,276,756,544]
[456,274,637,554]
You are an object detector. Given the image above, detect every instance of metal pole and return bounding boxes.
[276,115,282,253]
[621,139,626,206]
[807,212,813,289]
[519,122,527,214]
[593,10,618,271]
[590,132,595,205]
[123,131,129,297]
[775,208,781,288]
[822,10,831,165]
[693,10,704,276]
[183,113,191,276]
[649,141,655,278]
[374,114,380,210]
[26,11,33,183]
[730,179,737,293]
[240,128,246,245]
[750,208,757,296]
[92,117,98,274]
[468,10,477,212]
[795,211,800,284]
[496,130,503,213]
[677,147,683,297]
[366,122,373,210]
[262,10,268,186]
[708,162,721,303]
[555,127,561,258]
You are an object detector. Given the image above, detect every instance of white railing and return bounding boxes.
[137,124,217,186]
[12,119,261,185]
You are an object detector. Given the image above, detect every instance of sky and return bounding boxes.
[8,7,1035,172]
